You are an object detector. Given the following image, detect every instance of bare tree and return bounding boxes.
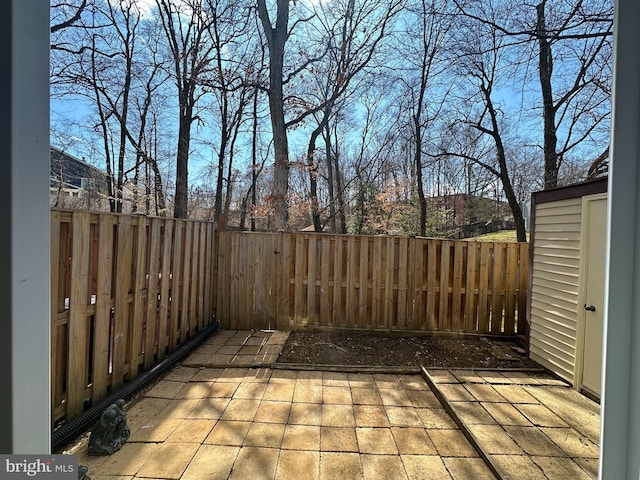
[453,0,613,189]
[156,0,216,218]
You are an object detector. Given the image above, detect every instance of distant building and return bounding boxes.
[50,146,112,211]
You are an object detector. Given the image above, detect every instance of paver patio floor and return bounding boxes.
[66,330,600,480]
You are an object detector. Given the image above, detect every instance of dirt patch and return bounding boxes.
[278,331,541,369]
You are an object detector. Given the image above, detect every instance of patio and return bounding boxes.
[67,330,600,479]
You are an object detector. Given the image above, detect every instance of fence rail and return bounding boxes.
[51,210,216,426]
[216,232,529,335]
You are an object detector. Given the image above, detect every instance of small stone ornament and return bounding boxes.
[88,399,130,455]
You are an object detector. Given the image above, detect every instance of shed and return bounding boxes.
[528,177,608,399]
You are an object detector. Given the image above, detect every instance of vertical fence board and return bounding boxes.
[320,236,330,327]
[180,222,193,342]
[397,237,409,330]
[465,243,479,332]
[426,240,437,330]
[491,243,505,333]
[143,219,161,369]
[112,216,133,389]
[504,243,518,335]
[157,220,173,361]
[92,215,115,400]
[451,241,465,331]
[197,224,207,331]
[346,236,357,328]
[67,212,91,418]
[477,242,491,333]
[518,243,529,335]
[129,216,147,379]
[332,237,344,327]
[308,235,318,326]
[384,238,395,329]
[188,224,200,335]
[358,238,369,328]
[169,221,184,345]
[439,241,451,331]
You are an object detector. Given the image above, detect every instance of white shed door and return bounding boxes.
[581,196,607,396]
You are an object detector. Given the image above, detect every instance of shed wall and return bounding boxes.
[529,197,583,383]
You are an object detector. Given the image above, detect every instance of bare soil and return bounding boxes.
[278,331,541,369]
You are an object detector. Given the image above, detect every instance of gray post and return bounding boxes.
[600,0,640,477]
[0,0,51,453]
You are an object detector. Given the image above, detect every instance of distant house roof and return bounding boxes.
[50,146,109,192]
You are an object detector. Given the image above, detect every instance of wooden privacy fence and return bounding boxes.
[217,232,529,335]
[51,210,216,426]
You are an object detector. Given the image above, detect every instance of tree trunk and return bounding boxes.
[536,1,558,189]
[258,0,290,231]
[173,104,191,218]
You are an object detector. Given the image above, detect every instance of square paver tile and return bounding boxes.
[187,398,230,420]
[321,427,359,452]
[426,370,460,384]
[465,384,507,402]
[354,405,390,427]
[516,404,569,427]
[233,382,267,400]
[181,445,239,480]
[163,366,199,382]
[243,422,286,448]
[356,427,398,454]
[450,402,496,425]
[263,382,295,402]
[275,450,320,480]
[437,384,475,402]
[320,452,363,479]
[386,407,423,427]
[490,455,546,480]
[92,442,156,476]
[492,385,539,404]
[402,376,431,391]
[289,403,323,426]
[467,424,523,455]
[540,428,599,458]
[351,388,383,405]
[293,384,323,403]
[129,417,183,442]
[229,447,279,480]
[452,370,486,383]
[443,457,496,480]
[175,382,214,399]
[349,373,377,388]
[166,419,214,443]
[415,408,457,429]
[574,458,599,478]
[504,426,566,456]
[296,371,323,385]
[158,399,200,419]
[191,368,223,382]
[323,386,353,405]
[323,371,350,386]
[401,455,451,480]
[391,427,437,454]
[220,399,260,421]
[254,400,292,424]
[361,454,408,480]
[477,371,514,384]
[532,456,593,480]
[282,425,321,450]
[136,442,199,479]
[379,388,413,407]
[482,402,532,426]
[322,404,355,427]
[204,420,251,446]
[428,429,478,457]
[209,382,240,398]
[406,390,441,408]
[145,380,186,399]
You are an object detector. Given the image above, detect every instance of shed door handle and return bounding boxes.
[584,304,596,312]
